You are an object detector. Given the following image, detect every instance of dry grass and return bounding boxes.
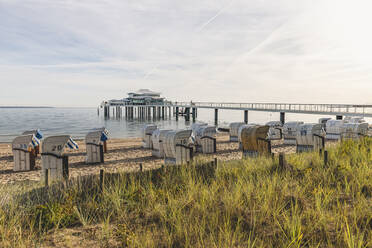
[0,138,371,247]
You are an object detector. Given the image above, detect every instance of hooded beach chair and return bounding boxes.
[296,124,325,153]
[341,123,369,140]
[240,125,271,158]
[229,122,246,142]
[41,135,78,183]
[266,121,283,140]
[193,125,217,154]
[92,127,109,153]
[12,134,40,171]
[22,129,43,156]
[85,129,108,164]
[142,124,157,149]
[325,120,344,140]
[163,130,193,165]
[283,121,304,145]
[151,129,172,158]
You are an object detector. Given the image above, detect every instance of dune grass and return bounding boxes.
[0,138,371,247]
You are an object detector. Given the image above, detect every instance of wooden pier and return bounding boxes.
[100,101,372,125]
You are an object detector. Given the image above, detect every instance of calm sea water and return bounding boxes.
[0,107,370,142]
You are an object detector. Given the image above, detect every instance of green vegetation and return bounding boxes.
[0,138,371,247]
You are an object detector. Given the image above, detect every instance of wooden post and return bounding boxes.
[324,150,328,166]
[214,109,218,126]
[280,112,285,125]
[214,158,218,168]
[99,169,104,191]
[279,153,285,169]
[44,169,49,187]
[244,110,248,124]
[139,163,143,172]
[192,108,196,122]
[176,107,179,121]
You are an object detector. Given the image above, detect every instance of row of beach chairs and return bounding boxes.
[142,123,217,165]
[228,116,369,157]
[12,128,109,182]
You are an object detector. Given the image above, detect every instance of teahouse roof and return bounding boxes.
[128,89,161,96]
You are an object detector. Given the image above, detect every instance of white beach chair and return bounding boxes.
[151,129,172,158]
[325,120,344,140]
[12,134,38,171]
[283,121,304,145]
[296,124,325,153]
[85,130,106,164]
[41,135,78,183]
[341,123,369,140]
[229,122,246,142]
[142,124,157,149]
[266,121,283,140]
[164,130,193,165]
[92,127,109,153]
[194,126,217,154]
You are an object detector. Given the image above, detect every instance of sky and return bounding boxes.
[0,0,371,107]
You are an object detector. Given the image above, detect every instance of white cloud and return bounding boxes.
[0,0,371,106]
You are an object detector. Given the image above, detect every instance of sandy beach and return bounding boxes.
[0,133,301,185]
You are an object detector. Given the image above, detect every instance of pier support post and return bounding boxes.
[162,107,165,119]
[185,107,190,122]
[192,108,196,122]
[244,110,248,124]
[176,107,179,121]
[214,109,218,126]
[169,106,172,118]
[280,112,285,125]
[336,115,343,120]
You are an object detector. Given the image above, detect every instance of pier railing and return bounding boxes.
[104,101,372,117]
[150,102,372,117]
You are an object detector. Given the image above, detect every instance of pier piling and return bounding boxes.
[214,109,218,126]
[280,112,285,125]
[244,110,248,124]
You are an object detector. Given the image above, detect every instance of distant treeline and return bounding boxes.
[0,106,54,109]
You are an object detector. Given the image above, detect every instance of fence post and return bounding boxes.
[139,163,143,172]
[99,169,104,191]
[214,158,218,168]
[44,169,49,187]
[324,151,328,166]
[279,153,285,170]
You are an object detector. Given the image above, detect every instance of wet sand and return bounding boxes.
[0,133,318,185]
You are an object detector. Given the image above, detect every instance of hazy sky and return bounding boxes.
[1,0,371,107]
